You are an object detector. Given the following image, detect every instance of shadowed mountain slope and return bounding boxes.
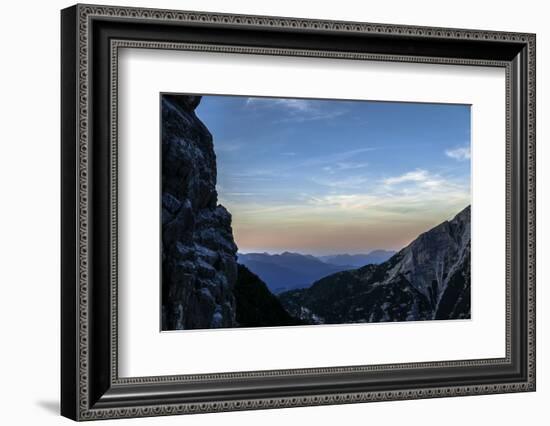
[234,264,303,327]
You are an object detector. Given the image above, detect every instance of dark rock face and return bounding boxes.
[234,264,303,328]
[162,95,239,330]
[279,206,471,324]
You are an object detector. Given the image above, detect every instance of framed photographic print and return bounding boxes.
[61,4,536,421]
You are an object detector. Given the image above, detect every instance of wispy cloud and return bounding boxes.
[227,177,469,232]
[323,161,368,174]
[310,175,369,189]
[383,169,429,185]
[308,181,469,214]
[276,110,346,123]
[223,169,288,181]
[230,167,468,219]
[245,97,347,123]
[445,146,471,161]
[273,99,312,112]
[245,97,312,112]
[223,192,260,197]
[300,147,376,169]
[231,147,376,178]
[381,169,461,194]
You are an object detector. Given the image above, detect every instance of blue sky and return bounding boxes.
[195,95,471,255]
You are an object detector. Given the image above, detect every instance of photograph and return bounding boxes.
[161,94,472,331]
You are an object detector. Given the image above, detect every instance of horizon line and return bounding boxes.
[237,249,398,256]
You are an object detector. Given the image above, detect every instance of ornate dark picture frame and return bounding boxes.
[61,4,536,421]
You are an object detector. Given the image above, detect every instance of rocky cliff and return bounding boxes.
[279,206,471,324]
[161,95,239,330]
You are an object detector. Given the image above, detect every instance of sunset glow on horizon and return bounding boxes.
[195,95,471,255]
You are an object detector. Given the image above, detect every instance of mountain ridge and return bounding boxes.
[237,250,395,293]
[318,250,396,268]
[279,206,471,324]
[237,250,391,293]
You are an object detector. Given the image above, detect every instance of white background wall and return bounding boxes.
[0,0,546,424]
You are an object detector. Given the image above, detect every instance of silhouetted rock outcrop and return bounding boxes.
[162,95,238,330]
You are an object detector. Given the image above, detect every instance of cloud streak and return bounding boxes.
[299,147,377,169]
[245,96,347,123]
[310,175,370,189]
[445,146,471,161]
[246,97,312,112]
[323,161,368,174]
[383,169,429,185]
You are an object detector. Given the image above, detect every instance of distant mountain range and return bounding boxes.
[318,250,396,268]
[279,206,471,324]
[237,250,395,293]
